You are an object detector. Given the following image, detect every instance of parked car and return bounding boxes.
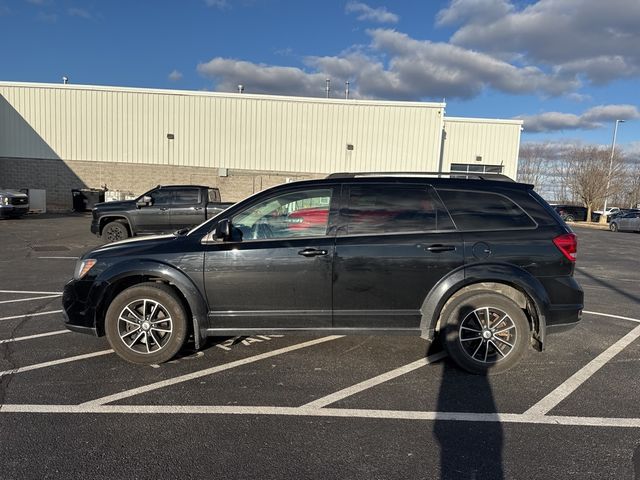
[551,204,587,222]
[608,208,640,222]
[90,185,234,242]
[609,211,640,233]
[0,189,29,218]
[63,172,583,374]
[593,206,621,221]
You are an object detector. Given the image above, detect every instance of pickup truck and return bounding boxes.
[0,189,29,218]
[91,185,233,242]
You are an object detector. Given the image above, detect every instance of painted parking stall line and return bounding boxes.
[304,351,447,408]
[0,349,113,377]
[583,310,640,324]
[81,335,344,407]
[0,330,70,344]
[0,294,62,305]
[525,323,640,416]
[1,404,640,429]
[0,310,64,322]
[0,290,63,295]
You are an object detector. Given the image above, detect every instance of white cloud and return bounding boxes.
[517,104,640,133]
[436,0,513,26]
[168,70,183,82]
[36,11,57,22]
[441,0,640,85]
[345,1,398,24]
[205,0,228,8]
[197,58,330,97]
[68,7,92,19]
[198,28,579,100]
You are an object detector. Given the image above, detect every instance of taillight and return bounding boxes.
[553,233,577,262]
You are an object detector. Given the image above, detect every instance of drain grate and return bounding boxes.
[31,245,71,252]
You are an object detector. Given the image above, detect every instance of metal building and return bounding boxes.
[0,82,522,209]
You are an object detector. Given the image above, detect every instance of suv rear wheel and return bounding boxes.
[441,291,529,374]
[105,283,188,364]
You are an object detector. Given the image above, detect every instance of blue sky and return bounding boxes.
[1,0,638,154]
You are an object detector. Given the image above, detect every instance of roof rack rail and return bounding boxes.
[325,172,515,182]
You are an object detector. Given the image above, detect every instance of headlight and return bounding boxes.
[74,259,97,279]
[0,195,7,206]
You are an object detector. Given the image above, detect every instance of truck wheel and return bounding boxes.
[105,283,188,365]
[440,291,529,375]
[103,220,130,242]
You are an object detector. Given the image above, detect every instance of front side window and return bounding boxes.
[148,189,173,206]
[437,189,536,231]
[343,185,454,235]
[232,188,332,240]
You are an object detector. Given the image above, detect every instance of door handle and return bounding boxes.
[298,248,328,257]
[160,207,169,211]
[191,206,203,211]
[425,244,456,253]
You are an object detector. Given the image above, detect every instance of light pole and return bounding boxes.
[600,119,625,223]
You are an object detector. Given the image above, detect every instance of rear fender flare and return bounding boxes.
[419,263,550,348]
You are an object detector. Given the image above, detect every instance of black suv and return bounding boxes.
[63,173,583,374]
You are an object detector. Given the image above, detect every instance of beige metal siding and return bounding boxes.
[0,83,444,173]
[442,118,522,178]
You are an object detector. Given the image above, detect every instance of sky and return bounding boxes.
[1,0,638,155]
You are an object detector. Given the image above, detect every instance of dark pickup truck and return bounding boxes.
[91,185,233,242]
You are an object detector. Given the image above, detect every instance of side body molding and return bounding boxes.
[92,259,209,349]
[419,263,551,347]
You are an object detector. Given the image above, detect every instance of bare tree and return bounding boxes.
[518,143,551,189]
[563,146,626,220]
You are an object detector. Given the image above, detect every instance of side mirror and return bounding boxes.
[213,218,231,241]
[136,195,152,208]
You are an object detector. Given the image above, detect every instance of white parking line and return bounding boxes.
[0,349,113,377]
[0,294,61,305]
[81,336,344,407]
[304,351,447,408]
[584,310,640,324]
[37,256,78,259]
[525,324,640,416]
[0,330,70,344]
[0,310,64,322]
[0,290,63,295]
[0,404,639,428]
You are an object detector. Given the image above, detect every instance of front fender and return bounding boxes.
[420,262,550,346]
[90,259,208,349]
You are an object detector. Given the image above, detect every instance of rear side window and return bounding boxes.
[344,185,454,235]
[173,188,201,205]
[437,189,536,231]
[208,189,220,202]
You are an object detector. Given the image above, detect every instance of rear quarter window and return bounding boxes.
[437,189,536,231]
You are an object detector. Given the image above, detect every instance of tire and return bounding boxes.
[609,222,618,232]
[440,291,530,375]
[105,282,188,364]
[565,215,575,222]
[103,220,130,242]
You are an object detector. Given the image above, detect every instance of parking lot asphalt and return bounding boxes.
[1,215,639,480]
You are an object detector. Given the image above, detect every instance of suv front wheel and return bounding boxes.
[441,291,529,374]
[105,283,188,364]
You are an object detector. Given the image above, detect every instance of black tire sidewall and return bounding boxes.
[610,223,618,232]
[104,221,129,242]
[441,291,529,375]
[105,283,188,364]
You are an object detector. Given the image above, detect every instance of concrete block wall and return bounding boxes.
[0,157,321,210]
